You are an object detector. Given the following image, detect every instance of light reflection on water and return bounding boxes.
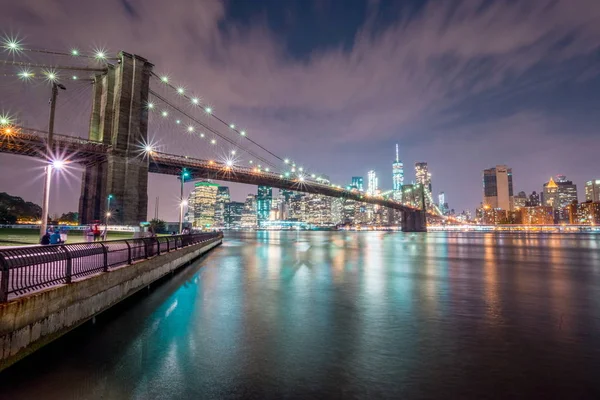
[1,231,600,399]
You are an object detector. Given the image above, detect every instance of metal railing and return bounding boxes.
[0,232,222,302]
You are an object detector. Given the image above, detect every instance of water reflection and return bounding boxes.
[1,231,600,399]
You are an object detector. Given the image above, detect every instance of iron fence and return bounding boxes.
[0,232,222,302]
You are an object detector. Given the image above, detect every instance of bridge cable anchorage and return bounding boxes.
[0,59,108,73]
[150,73,319,177]
[148,89,280,171]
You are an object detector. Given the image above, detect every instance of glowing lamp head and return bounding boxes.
[51,159,65,170]
[265,168,269,172]
[230,124,235,129]
[181,200,188,207]
[192,98,199,104]
[108,194,114,199]
[7,41,19,50]
[106,212,111,217]
[200,133,205,138]
[177,87,184,94]
[284,159,289,164]
[299,176,305,182]
[211,139,216,144]
[95,51,106,59]
[147,102,154,109]
[299,167,303,172]
[176,119,181,124]
[231,150,236,155]
[187,126,194,132]
[47,73,57,81]
[161,111,168,117]
[71,49,79,56]
[205,107,212,114]
[240,131,246,136]
[161,76,169,83]
[0,118,8,125]
[144,145,154,153]
[226,160,233,167]
[249,160,253,164]
[72,75,78,80]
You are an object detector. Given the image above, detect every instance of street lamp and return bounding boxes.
[105,194,114,239]
[40,82,67,238]
[179,169,190,234]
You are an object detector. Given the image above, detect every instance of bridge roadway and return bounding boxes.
[0,128,421,213]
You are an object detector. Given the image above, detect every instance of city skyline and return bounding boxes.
[0,0,599,221]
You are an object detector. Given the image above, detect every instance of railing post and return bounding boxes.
[156,238,161,256]
[125,240,132,264]
[100,243,108,272]
[166,237,170,252]
[0,254,9,303]
[143,239,149,259]
[61,245,72,284]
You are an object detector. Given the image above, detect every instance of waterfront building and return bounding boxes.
[193,181,219,228]
[542,176,559,210]
[306,194,332,226]
[288,193,306,221]
[184,188,196,223]
[351,177,364,192]
[483,165,514,211]
[331,198,344,225]
[567,201,600,225]
[241,194,257,229]
[520,206,554,225]
[528,191,540,207]
[585,179,600,202]
[554,175,578,221]
[224,201,244,229]
[214,186,230,228]
[514,191,528,209]
[438,191,449,215]
[342,198,357,224]
[392,144,403,202]
[367,171,378,196]
[257,186,272,227]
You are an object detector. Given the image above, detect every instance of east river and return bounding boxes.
[1,231,600,399]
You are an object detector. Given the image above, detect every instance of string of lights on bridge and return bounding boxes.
[1,35,451,218]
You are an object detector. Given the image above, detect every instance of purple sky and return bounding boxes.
[1,0,599,221]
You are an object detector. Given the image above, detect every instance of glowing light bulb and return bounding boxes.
[71,49,79,56]
[249,160,253,164]
[226,160,233,167]
[177,87,184,95]
[72,75,78,80]
[205,107,212,114]
[161,76,169,83]
[299,167,303,172]
[230,124,235,129]
[200,133,205,138]
[147,102,154,109]
[187,126,194,132]
[231,150,236,155]
[284,159,289,164]
[175,120,181,124]
[311,174,315,178]
[47,73,56,81]
[240,131,246,136]
[144,145,153,153]
[265,168,270,172]
[299,176,305,182]
[161,111,168,117]
[211,139,216,144]
[0,118,8,125]
[96,51,106,59]
[52,159,65,170]
[192,98,199,104]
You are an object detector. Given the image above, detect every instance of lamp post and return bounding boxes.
[40,82,66,238]
[179,169,190,234]
[105,194,113,240]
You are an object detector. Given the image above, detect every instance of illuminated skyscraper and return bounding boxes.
[193,181,219,228]
[214,186,230,228]
[224,202,244,229]
[241,194,257,229]
[586,179,600,202]
[256,186,272,227]
[392,144,403,202]
[367,170,378,195]
[483,165,514,211]
[351,177,364,191]
[415,162,432,208]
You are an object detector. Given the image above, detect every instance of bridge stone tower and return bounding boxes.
[79,52,153,225]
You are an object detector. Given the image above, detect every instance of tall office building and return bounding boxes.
[483,165,514,211]
[528,191,540,207]
[554,175,577,221]
[367,170,378,196]
[438,191,448,215]
[415,162,432,208]
[352,177,364,192]
[241,194,257,229]
[306,194,332,226]
[224,201,244,229]
[184,188,196,223]
[256,186,272,227]
[392,144,404,202]
[193,181,219,228]
[586,179,600,202]
[214,186,230,228]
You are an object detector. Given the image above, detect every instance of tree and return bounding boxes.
[149,218,167,234]
[58,212,79,224]
[0,205,17,224]
[0,192,42,223]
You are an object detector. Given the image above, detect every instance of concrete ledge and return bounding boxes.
[0,237,221,371]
